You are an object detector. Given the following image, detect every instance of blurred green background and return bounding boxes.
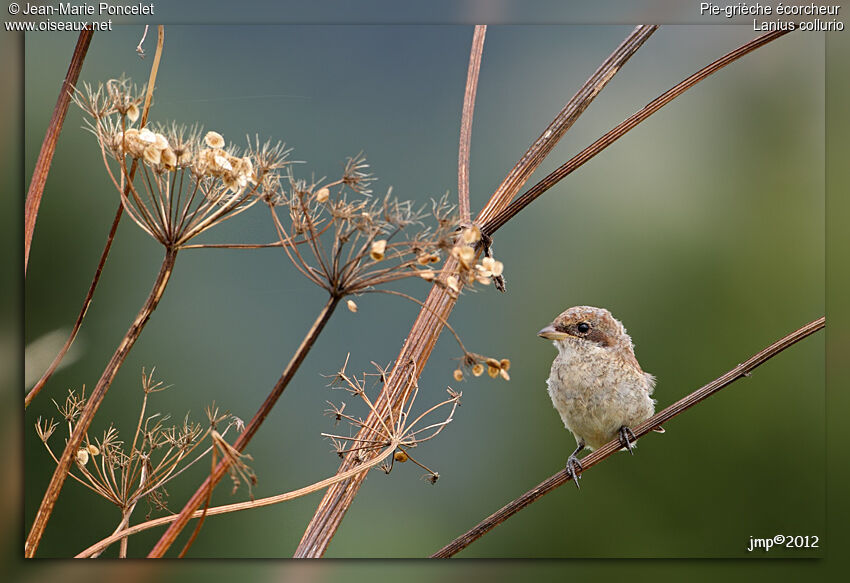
[14,17,836,574]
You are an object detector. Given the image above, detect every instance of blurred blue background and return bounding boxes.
[19,20,827,567]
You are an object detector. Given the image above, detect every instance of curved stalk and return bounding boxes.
[76,441,396,558]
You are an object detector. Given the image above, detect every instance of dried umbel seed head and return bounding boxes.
[446,275,459,293]
[370,239,387,261]
[126,103,140,123]
[160,147,177,170]
[111,127,173,163]
[75,448,90,466]
[143,144,162,165]
[480,256,504,277]
[194,147,257,192]
[204,130,225,149]
[451,245,476,270]
[393,450,409,463]
[461,225,482,244]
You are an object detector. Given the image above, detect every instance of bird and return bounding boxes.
[538,305,660,488]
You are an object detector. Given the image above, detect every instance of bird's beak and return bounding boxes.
[538,324,568,340]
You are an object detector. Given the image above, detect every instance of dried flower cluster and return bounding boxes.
[266,154,457,297]
[445,225,504,291]
[321,358,461,484]
[73,77,288,247]
[453,356,511,383]
[264,155,511,382]
[35,369,247,555]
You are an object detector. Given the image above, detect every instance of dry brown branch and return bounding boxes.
[293,24,658,558]
[481,29,792,236]
[26,26,165,408]
[431,316,824,557]
[458,25,486,223]
[25,28,94,275]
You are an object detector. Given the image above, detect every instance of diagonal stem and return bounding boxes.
[481,29,791,236]
[25,246,179,557]
[25,28,94,275]
[431,316,825,558]
[25,203,123,407]
[146,295,340,557]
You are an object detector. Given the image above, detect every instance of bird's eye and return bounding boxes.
[577,322,590,333]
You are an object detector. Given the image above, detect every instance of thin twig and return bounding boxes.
[26,205,121,407]
[481,29,791,236]
[458,25,486,223]
[431,316,825,558]
[293,24,658,558]
[26,25,165,408]
[25,28,94,275]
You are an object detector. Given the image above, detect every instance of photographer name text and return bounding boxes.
[16,2,153,16]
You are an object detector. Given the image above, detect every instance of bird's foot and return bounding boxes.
[565,453,583,489]
[618,425,637,454]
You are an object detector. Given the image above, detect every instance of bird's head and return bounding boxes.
[538,305,634,356]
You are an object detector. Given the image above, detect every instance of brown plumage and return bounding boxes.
[538,306,657,487]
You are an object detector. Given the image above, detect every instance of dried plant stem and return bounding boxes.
[180,241,285,250]
[482,29,791,236]
[25,28,94,275]
[26,205,122,407]
[146,295,340,557]
[26,25,165,408]
[474,25,658,227]
[458,25,486,223]
[25,247,179,557]
[293,24,657,559]
[77,441,398,558]
[431,316,825,558]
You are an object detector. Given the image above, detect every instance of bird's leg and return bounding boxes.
[565,442,585,489]
[618,425,637,454]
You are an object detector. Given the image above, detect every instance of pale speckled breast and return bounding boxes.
[546,345,655,450]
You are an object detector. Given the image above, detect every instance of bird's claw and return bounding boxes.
[565,454,583,489]
[618,425,637,454]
